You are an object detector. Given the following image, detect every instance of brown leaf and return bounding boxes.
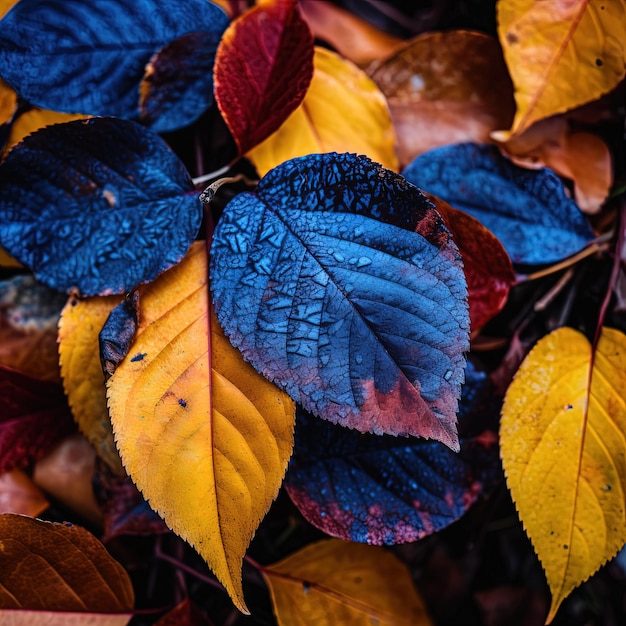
[0,469,48,517]
[0,514,134,612]
[0,611,131,626]
[368,30,515,169]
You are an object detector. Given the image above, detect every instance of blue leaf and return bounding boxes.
[210,153,469,450]
[0,0,228,119]
[403,143,594,265]
[285,360,501,545]
[0,118,202,296]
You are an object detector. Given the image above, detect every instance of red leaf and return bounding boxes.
[214,0,314,154]
[0,365,76,472]
[156,598,214,626]
[425,193,515,331]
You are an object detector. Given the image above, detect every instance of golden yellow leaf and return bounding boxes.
[0,78,17,127]
[0,246,21,268]
[2,109,88,158]
[498,0,626,135]
[368,30,515,169]
[247,46,397,176]
[501,327,626,622]
[263,539,432,626]
[106,242,295,613]
[0,0,18,19]
[58,295,125,474]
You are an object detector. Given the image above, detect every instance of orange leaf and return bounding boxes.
[498,0,626,135]
[263,539,432,625]
[299,0,404,66]
[368,30,515,169]
[58,294,125,474]
[0,78,17,128]
[0,611,131,625]
[0,469,49,517]
[0,513,134,612]
[247,46,397,176]
[106,242,295,613]
[501,327,626,622]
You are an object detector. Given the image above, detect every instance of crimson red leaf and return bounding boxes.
[214,0,314,154]
[0,365,76,472]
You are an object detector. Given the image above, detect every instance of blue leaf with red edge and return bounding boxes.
[284,360,501,545]
[0,118,202,296]
[210,152,469,450]
[0,0,228,120]
[403,143,594,265]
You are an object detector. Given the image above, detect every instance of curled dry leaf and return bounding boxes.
[299,0,405,66]
[368,30,515,169]
[498,0,626,134]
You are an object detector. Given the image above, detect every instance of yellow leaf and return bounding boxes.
[106,242,295,613]
[498,0,626,135]
[0,0,18,19]
[247,46,397,176]
[0,246,21,268]
[501,327,626,622]
[0,78,17,128]
[263,539,432,626]
[58,295,125,474]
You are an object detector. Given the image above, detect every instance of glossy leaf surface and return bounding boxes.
[247,47,398,176]
[214,0,314,154]
[0,365,75,471]
[404,143,594,265]
[498,0,626,134]
[0,513,134,612]
[0,118,201,295]
[501,327,626,622]
[368,30,515,168]
[139,30,226,133]
[286,361,500,543]
[264,539,432,625]
[0,0,228,119]
[58,294,124,473]
[107,242,295,613]
[211,153,469,449]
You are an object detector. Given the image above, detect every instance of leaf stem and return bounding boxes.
[155,544,226,593]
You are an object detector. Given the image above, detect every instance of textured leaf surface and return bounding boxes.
[214,0,314,154]
[498,0,626,134]
[58,295,124,473]
[0,513,134,612]
[0,611,131,626]
[368,30,515,169]
[0,118,201,295]
[0,469,49,517]
[211,153,469,450]
[286,361,500,544]
[263,539,432,625]
[106,242,295,613]
[501,327,626,622]
[0,365,76,472]
[139,30,226,133]
[404,143,594,265]
[0,0,228,118]
[0,275,66,381]
[426,194,515,331]
[247,47,398,176]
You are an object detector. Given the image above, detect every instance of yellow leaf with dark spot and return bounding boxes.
[58,295,125,474]
[263,539,432,625]
[498,0,626,134]
[247,46,397,176]
[107,242,295,613]
[501,327,626,622]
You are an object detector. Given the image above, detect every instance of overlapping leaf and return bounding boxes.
[58,294,124,473]
[0,365,76,471]
[0,514,133,614]
[106,242,295,613]
[286,361,500,543]
[247,47,398,176]
[139,31,225,133]
[263,539,432,625]
[404,143,594,265]
[0,0,228,119]
[368,30,515,168]
[210,152,469,450]
[0,469,49,516]
[214,0,314,154]
[501,327,626,622]
[498,0,626,134]
[0,118,201,295]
